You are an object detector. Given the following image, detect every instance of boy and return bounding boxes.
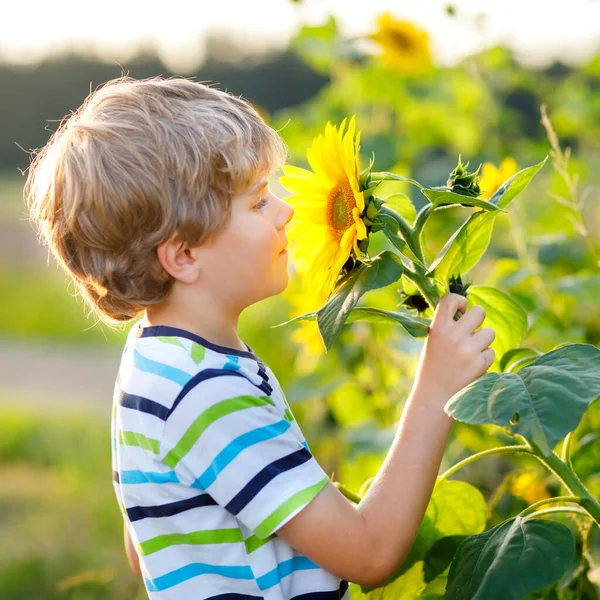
[25,76,496,599]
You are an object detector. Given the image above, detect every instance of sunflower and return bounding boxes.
[280,115,369,300]
[369,12,432,76]
[479,157,519,200]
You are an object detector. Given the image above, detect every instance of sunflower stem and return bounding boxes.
[412,203,434,239]
[378,205,426,267]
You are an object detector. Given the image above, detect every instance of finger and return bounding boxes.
[434,293,467,327]
[472,327,496,351]
[456,304,487,334]
[481,347,495,371]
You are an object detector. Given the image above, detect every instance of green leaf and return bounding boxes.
[352,562,427,599]
[426,158,547,283]
[316,251,404,350]
[499,348,542,373]
[421,188,505,213]
[444,516,575,600]
[465,286,528,372]
[366,180,418,225]
[445,343,600,455]
[382,480,487,588]
[423,535,467,583]
[426,210,496,283]
[273,306,430,339]
[345,307,431,337]
[489,157,548,210]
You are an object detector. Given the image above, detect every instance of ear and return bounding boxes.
[156,233,200,285]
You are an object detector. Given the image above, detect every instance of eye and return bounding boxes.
[254,196,268,211]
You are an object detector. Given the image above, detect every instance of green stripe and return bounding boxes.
[140,528,243,555]
[157,336,187,350]
[283,407,294,422]
[190,343,206,365]
[163,394,275,468]
[118,430,159,454]
[255,477,329,540]
[244,533,275,554]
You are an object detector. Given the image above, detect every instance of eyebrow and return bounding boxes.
[249,178,269,194]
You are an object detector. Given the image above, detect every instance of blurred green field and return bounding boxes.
[0,404,146,599]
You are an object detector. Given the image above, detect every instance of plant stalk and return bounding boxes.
[333,481,361,504]
[524,507,592,520]
[437,445,534,484]
[522,437,600,526]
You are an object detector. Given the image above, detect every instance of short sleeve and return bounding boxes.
[159,373,330,539]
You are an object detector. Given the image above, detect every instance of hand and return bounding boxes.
[413,292,495,402]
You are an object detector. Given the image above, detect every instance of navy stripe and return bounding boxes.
[127,493,218,522]
[120,391,170,421]
[138,325,260,361]
[168,369,266,418]
[225,448,313,515]
[290,580,349,600]
[113,470,120,483]
[257,364,273,395]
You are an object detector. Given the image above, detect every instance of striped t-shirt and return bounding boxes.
[111,320,350,599]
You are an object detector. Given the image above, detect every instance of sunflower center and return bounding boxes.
[326,180,355,239]
[390,30,414,51]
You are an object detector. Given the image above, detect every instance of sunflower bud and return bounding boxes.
[446,155,482,198]
[399,290,429,313]
[448,273,471,297]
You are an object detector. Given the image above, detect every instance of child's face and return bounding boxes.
[197,172,295,309]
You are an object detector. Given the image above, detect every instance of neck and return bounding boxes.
[144,286,246,353]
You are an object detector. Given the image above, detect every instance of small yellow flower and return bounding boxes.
[369,12,432,76]
[479,157,519,200]
[280,115,368,300]
[509,470,551,505]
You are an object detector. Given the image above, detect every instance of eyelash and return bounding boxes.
[254,196,268,210]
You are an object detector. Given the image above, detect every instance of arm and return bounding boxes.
[276,384,454,587]
[276,293,496,587]
[124,523,142,577]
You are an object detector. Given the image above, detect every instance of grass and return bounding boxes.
[0,266,128,346]
[0,402,147,599]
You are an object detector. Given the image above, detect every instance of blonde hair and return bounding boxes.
[24,75,288,324]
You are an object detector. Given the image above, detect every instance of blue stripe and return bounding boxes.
[256,556,320,590]
[134,349,190,386]
[119,470,180,484]
[192,420,291,491]
[301,440,309,452]
[225,448,313,515]
[145,562,254,592]
[224,355,241,371]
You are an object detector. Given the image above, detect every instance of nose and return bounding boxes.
[276,196,294,229]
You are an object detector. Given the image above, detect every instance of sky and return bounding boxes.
[2,0,600,72]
